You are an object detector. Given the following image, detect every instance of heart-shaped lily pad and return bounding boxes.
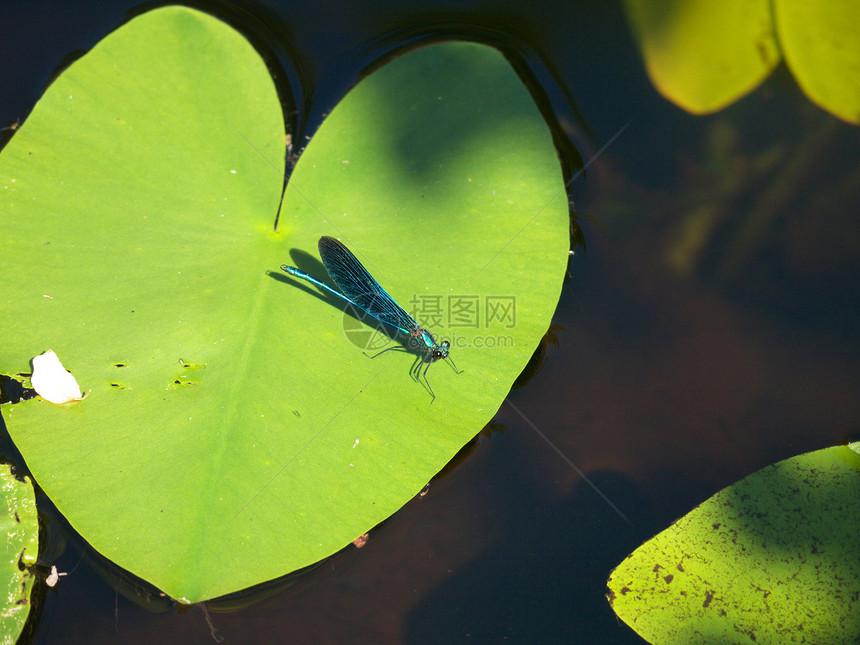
[0,6,568,602]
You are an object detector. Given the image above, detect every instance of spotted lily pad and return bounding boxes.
[0,464,38,644]
[607,443,860,643]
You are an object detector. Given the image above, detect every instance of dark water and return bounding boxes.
[2,1,858,643]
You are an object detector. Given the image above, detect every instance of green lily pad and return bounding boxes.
[0,7,567,602]
[622,0,780,114]
[607,443,860,644]
[776,2,860,124]
[0,464,38,645]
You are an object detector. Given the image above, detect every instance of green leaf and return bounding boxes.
[0,7,567,602]
[622,0,780,114]
[623,1,860,123]
[0,464,38,645]
[775,1,860,124]
[607,443,860,644]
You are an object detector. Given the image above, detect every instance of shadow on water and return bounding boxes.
[404,470,653,644]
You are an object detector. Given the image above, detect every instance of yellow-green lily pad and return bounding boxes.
[608,443,860,643]
[622,0,779,114]
[776,1,860,124]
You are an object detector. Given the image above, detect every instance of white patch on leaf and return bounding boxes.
[31,350,85,404]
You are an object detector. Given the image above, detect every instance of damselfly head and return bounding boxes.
[435,340,450,360]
